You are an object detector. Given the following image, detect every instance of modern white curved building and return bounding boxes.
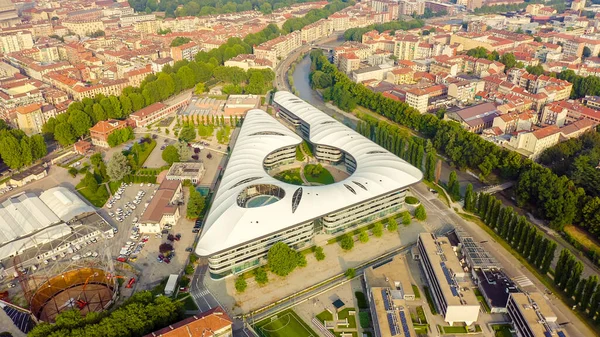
[196,92,422,279]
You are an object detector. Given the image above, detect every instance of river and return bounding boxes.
[291,53,358,129]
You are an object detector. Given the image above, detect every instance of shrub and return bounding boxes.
[68,167,78,177]
[179,276,190,288]
[359,312,370,328]
[355,291,368,309]
[254,267,268,285]
[401,211,411,225]
[314,246,326,261]
[189,254,198,264]
[405,196,419,204]
[235,276,247,293]
[387,218,398,232]
[359,228,369,243]
[184,264,194,275]
[345,268,356,279]
[415,205,427,221]
[372,222,384,237]
[340,234,354,250]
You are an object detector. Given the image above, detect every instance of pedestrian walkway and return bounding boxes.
[513,275,534,287]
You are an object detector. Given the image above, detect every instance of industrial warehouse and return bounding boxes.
[195,92,423,279]
[0,187,114,278]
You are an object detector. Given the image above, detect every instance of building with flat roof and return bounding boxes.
[364,255,417,337]
[166,162,205,184]
[9,164,47,187]
[474,269,519,313]
[138,180,183,233]
[223,94,261,116]
[0,187,112,276]
[130,101,185,128]
[416,233,480,325]
[195,92,422,279]
[507,292,568,337]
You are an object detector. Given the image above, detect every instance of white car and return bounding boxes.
[85,251,92,257]
[140,183,144,187]
[71,255,81,261]
[92,252,99,257]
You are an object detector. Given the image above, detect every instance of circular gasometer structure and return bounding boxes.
[13,221,118,322]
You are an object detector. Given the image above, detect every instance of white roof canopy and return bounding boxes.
[196,92,422,257]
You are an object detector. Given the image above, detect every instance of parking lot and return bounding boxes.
[98,182,197,290]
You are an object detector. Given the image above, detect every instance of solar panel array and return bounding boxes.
[460,237,499,269]
[440,262,459,296]
[544,332,552,337]
[557,331,567,337]
[3,306,32,333]
[399,311,411,337]
[382,289,392,310]
[387,313,399,336]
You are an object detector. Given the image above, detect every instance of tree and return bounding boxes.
[186,186,205,219]
[194,82,206,94]
[526,64,544,76]
[448,171,460,200]
[464,183,475,212]
[583,46,592,58]
[373,222,384,237]
[253,267,268,285]
[314,246,325,261]
[235,276,247,293]
[174,141,191,160]
[159,242,174,253]
[340,234,354,250]
[359,228,369,243]
[170,37,191,47]
[581,275,598,311]
[401,211,411,225]
[345,268,356,279]
[107,152,131,181]
[68,109,93,138]
[499,53,517,70]
[179,125,196,142]
[54,122,77,146]
[415,205,427,221]
[566,261,584,297]
[268,242,301,277]
[162,145,180,165]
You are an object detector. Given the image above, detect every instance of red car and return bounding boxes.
[126,277,136,288]
[164,258,171,264]
[116,256,127,262]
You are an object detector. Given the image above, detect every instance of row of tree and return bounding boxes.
[128,0,314,17]
[309,50,594,234]
[555,250,600,322]
[343,19,425,42]
[281,0,350,34]
[476,192,557,273]
[0,128,47,170]
[28,291,183,337]
[558,70,600,99]
[43,25,278,147]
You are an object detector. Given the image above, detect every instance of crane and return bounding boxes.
[75,272,98,309]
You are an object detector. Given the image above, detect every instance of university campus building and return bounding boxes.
[195,92,422,279]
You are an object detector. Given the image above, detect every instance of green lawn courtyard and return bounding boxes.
[274,168,304,185]
[254,309,319,337]
[304,164,335,185]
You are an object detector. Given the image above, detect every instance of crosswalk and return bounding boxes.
[514,275,534,288]
[193,289,210,297]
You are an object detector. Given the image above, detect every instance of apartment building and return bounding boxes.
[416,233,480,326]
[405,85,445,113]
[89,119,128,148]
[300,18,332,44]
[170,41,199,62]
[506,293,568,337]
[505,125,561,160]
[338,53,361,73]
[253,31,302,66]
[62,19,105,36]
[16,103,44,135]
[224,54,273,70]
[0,31,34,53]
[143,307,232,337]
[398,0,425,15]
